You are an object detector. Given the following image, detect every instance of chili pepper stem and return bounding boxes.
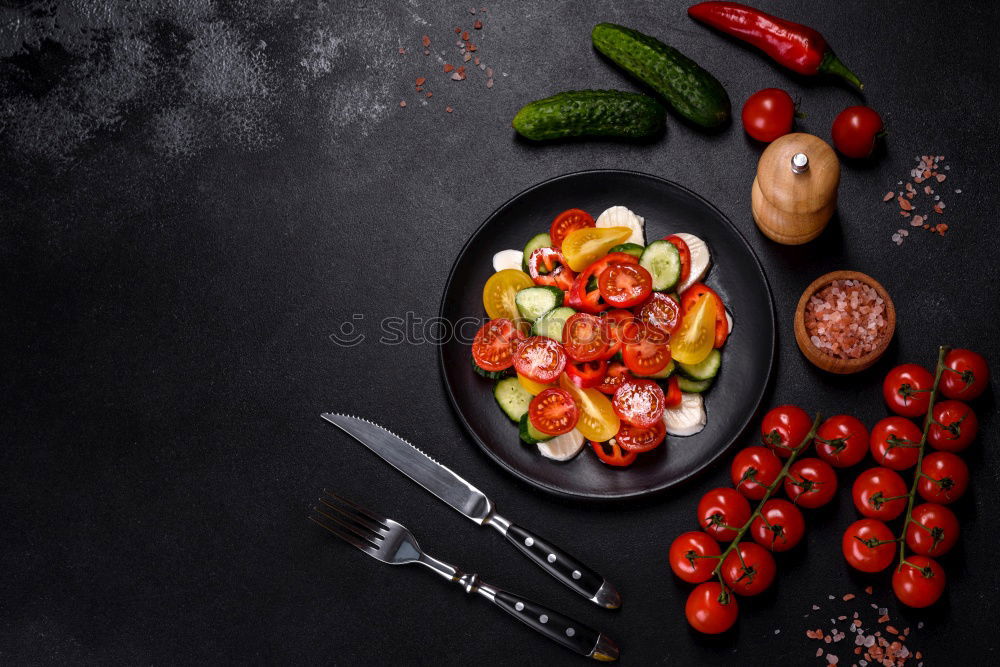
[819,50,864,90]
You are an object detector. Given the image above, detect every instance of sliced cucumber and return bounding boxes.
[494,376,532,421]
[531,306,576,340]
[636,359,675,379]
[609,242,644,258]
[522,232,552,271]
[493,249,524,272]
[472,356,511,380]
[515,286,564,322]
[537,428,585,461]
[677,376,713,393]
[640,240,682,292]
[519,413,553,444]
[677,349,721,381]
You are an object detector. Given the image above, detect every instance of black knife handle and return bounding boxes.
[503,522,621,609]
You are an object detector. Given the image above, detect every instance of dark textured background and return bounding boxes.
[2,1,998,664]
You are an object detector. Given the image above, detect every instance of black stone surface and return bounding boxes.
[2,1,997,664]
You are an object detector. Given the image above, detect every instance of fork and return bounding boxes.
[309,490,619,662]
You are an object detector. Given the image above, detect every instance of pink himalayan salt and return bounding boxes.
[804,279,887,359]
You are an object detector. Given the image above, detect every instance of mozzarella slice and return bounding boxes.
[726,309,733,335]
[663,393,706,437]
[673,233,710,293]
[492,249,524,272]
[596,206,645,246]
[537,428,585,461]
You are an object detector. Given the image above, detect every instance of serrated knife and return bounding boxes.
[320,413,621,609]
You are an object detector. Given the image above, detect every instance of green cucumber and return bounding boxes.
[494,377,532,422]
[677,376,713,393]
[591,23,731,129]
[472,356,511,380]
[609,242,644,258]
[519,413,553,444]
[515,286,564,322]
[640,240,682,292]
[512,90,666,141]
[531,306,576,340]
[522,232,552,271]
[636,359,675,379]
[677,349,722,381]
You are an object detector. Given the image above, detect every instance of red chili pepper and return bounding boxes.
[688,2,863,89]
[567,252,639,314]
[590,440,638,467]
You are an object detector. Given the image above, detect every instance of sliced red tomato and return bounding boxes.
[550,208,595,249]
[620,321,672,376]
[615,420,666,452]
[471,318,524,371]
[567,252,639,314]
[637,292,681,336]
[596,361,632,395]
[512,336,567,384]
[590,439,638,467]
[597,263,653,308]
[598,309,633,360]
[528,387,579,436]
[664,235,691,285]
[665,375,682,407]
[526,247,576,291]
[680,283,728,348]
[612,379,666,428]
[562,312,610,362]
[565,359,607,389]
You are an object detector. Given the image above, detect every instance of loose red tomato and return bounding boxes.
[813,414,869,468]
[597,309,633,360]
[590,439,638,467]
[528,388,579,436]
[612,379,665,428]
[471,318,524,372]
[905,503,959,557]
[842,519,896,573]
[685,582,738,634]
[596,361,632,396]
[784,458,837,508]
[620,322,672,376]
[566,252,639,314]
[831,106,884,159]
[598,262,653,308]
[917,452,969,504]
[637,292,681,336]
[730,446,783,500]
[526,247,576,290]
[940,348,989,400]
[750,499,805,552]
[698,488,752,542]
[882,363,934,418]
[663,235,691,285]
[512,336,566,384]
[665,375,682,408]
[928,400,978,452]
[549,208,595,249]
[870,416,923,470]
[722,542,776,596]
[892,555,946,608]
[615,420,666,453]
[680,283,728,348]
[565,359,607,389]
[852,467,908,520]
[669,531,721,584]
[761,405,813,458]
[742,88,796,143]
[562,312,610,362]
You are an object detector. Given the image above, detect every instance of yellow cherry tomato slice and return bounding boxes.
[671,292,718,365]
[483,269,534,320]
[558,373,620,442]
[561,226,633,271]
[518,373,554,396]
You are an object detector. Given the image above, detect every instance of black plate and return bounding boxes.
[439,170,775,500]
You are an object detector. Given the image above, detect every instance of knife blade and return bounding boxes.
[321,413,621,609]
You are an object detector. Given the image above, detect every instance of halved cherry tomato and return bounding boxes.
[590,439,638,467]
[613,379,665,428]
[482,269,534,321]
[596,362,632,395]
[665,375,682,407]
[549,208,595,249]
[616,419,666,452]
[637,292,681,336]
[598,263,653,308]
[526,247,576,290]
[598,309,634,359]
[670,294,716,365]
[680,283,728,349]
[620,321,671,376]
[567,252,639,314]
[512,336,566,384]
[528,388,579,436]
[558,374,620,442]
[664,234,691,285]
[565,359,607,389]
[561,226,632,271]
[562,312,610,362]
[471,318,524,372]
[517,373,553,396]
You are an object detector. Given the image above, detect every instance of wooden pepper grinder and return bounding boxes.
[751,133,840,245]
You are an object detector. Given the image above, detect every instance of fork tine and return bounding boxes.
[321,489,389,527]
[307,513,376,555]
[311,505,382,545]
[317,497,385,538]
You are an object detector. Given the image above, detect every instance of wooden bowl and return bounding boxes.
[794,270,896,374]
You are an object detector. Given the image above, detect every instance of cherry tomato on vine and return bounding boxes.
[761,405,812,458]
[612,379,665,428]
[784,458,837,508]
[615,420,666,453]
[750,499,805,552]
[741,88,796,143]
[721,542,776,596]
[831,106,884,159]
[669,531,721,584]
[842,518,896,573]
[590,439,637,467]
[928,400,978,452]
[905,503,960,557]
[685,582,738,634]
[892,555,946,608]
[852,467,908,520]
[698,488,752,542]
[813,414,869,468]
[549,208,595,249]
[512,336,566,384]
[939,348,989,400]
[917,452,969,504]
[870,416,923,470]
[882,363,934,418]
[730,446,783,500]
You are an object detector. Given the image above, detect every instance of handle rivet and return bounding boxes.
[524,537,534,547]
[571,570,581,580]
[539,615,549,624]
[566,628,576,637]
[547,554,556,563]
[514,602,524,611]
